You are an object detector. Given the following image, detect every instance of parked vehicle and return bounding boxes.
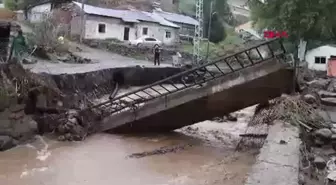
[129,36,162,47]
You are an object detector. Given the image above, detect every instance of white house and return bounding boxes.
[26,1,195,46]
[305,45,336,71]
[70,2,180,45]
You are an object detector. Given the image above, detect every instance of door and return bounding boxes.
[124,27,130,41]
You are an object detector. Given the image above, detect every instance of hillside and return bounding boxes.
[86,0,179,12]
[179,0,195,16]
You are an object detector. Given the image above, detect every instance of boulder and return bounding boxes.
[223,113,238,122]
[318,90,336,98]
[212,117,223,123]
[321,98,336,106]
[314,128,333,140]
[307,79,330,89]
[303,94,317,104]
[327,79,336,92]
[313,156,327,170]
[0,136,17,151]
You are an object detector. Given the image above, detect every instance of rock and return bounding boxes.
[70,125,84,136]
[65,133,72,141]
[314,138,325,147]
[67,110,78,118]
[68,117,78,125]
[328,79,336,92]
[57,135,66,141]
[28,120,38,132]
[212,117,223,123]
[327,172,336,184]
[9,104,25,113]
[319,90,336,98]
[313,156,327,170]
[303,94,317,104]
[321,98,336,106]
[307,79,330,89]
[279,140,287,144]
[22,58,37,64]
[57,124,66,133]
[227,114,238,122]
[57,101,63,107]
[298,173,305,185]
[314,128,333,140]
[0,136,17,151]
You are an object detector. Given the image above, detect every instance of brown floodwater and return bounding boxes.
[0,107,257,185]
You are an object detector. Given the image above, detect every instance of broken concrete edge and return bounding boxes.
[100,58,291,132]
[244,121,300,185]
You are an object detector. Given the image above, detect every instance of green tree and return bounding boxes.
[4,0,19,10]
[249,0,336,42]
[209,15,226,43]
[204,0,231,43]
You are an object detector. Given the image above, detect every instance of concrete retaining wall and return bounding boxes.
[100,58,294,133]
[245,121,300,185]
[50,66,184,94]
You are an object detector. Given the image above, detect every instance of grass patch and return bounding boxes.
[182,28,244,59]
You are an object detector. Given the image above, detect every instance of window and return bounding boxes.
[145,38,156,41]
[315,56,326,64]
[142,27,148,35]
[98,24,106,33]
[166,31,171,38]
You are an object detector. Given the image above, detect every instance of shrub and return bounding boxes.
[27,13,70,53]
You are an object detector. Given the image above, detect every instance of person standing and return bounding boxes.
[10,29,27,63]
[153,45,161,66]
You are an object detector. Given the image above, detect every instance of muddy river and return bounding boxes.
[0,107,257,185]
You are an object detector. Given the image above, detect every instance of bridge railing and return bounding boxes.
[78,38,287,121]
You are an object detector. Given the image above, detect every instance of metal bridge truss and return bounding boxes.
[59,39,287,126]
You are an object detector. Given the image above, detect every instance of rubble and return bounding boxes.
[56,52,92,64]
[56,109,87,141]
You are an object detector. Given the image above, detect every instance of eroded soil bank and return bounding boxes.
[0,63,183,150]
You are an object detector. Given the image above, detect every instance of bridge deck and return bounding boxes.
[55,39,293,132]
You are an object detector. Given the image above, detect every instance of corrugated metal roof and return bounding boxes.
[72,1,194,28]
[153,10,198,26]
[73,1,156,23]
[142,12,179,28]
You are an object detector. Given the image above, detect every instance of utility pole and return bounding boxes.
[193,0,203,65]
[206,0,215,60]
[79,0,85,43]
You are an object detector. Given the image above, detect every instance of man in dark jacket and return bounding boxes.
[153,45,161,66]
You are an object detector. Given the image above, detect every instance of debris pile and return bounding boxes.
[56,110,88,141]
[56,52,92,64]
[294,68,336,185]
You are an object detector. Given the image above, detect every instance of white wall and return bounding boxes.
[28,3,52,23]
[81,15,178,45]
[305,45,336,71]
[84,15,136,41]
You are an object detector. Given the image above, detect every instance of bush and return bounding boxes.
[0,88,10,111]
[27,14,69,53]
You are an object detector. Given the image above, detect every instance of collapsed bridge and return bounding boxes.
[57,39,294,133]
